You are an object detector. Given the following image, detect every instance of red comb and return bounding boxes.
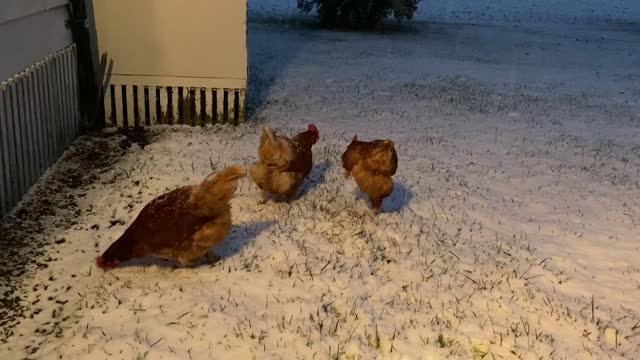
[308,124,319,134]
[353,134,358,141]
[96,256,120,270]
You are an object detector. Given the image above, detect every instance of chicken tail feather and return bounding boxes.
[262,126,275,144]
[190,165,246,216]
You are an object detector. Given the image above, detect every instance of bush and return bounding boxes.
[297,0,421,29]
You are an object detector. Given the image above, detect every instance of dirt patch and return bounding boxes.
[0,129,153,343]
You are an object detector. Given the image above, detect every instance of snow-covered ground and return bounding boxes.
[248,0,640,24]
[1,20,640,359]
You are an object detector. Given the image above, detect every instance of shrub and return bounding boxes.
[297,0,421,30]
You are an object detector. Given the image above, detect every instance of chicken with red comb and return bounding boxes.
[96,166,246,270]
[250,124,319,203]
[308,124,319,137]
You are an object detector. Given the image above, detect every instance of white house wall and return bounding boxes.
[0,3,73,81]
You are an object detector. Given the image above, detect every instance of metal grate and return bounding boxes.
[0,44,80,217]
[104,85,246,128]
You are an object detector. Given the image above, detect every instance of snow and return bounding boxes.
[247,0,640,24]
[2,20,640,359]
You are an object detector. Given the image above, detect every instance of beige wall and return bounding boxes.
[0,1,73,80]
[93,0,248,89]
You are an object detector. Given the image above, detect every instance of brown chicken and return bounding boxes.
[96,166,246,270]
[250,124,319,202]
[342,134,398,214]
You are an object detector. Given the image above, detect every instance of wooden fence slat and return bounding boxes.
[52,56,63,157]
[21,70,34,180]
[52,56,65,157]
[42,59,54,167]
[42,60,56,166]
[159,87,168,124]
[228,89,237,125]
[3,82,19,211]
[9,78,27,198]
[0,85,8,214]
[210,89,217,125]
[16,77,31,195]
[193,88,201,126]
[69,45,81,135]
[17,75,32,190]
[126,85,135,127]
[66,49,75,139]
[26,68,44,175]
[61,49,73,148]
[216,89,224,124]
[32,64,46,173]
[238,89,246,124]
[148,86,157,125]
[136,85,146,126]
[114,85,124,128]
[171,87,179,124]
[104,85,113,127]
[200,88,209,125]
[22,70,38,185]
[181,88,188,125]
[35,62,46,171]
[50,57,59,157]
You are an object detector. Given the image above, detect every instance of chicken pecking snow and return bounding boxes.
[96,165,246,270]
[250,124,319,202]
[341,134,398,214]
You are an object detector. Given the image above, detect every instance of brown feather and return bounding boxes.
[97,166,246,269]
[251,126,319,199]
[341,137,398,213]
